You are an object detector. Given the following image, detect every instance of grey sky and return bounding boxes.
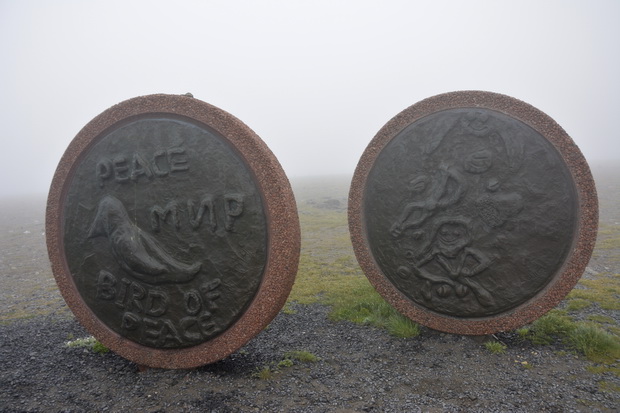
[1,0,619,196]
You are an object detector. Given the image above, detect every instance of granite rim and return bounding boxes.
[46,94,301,368]
[348,90,599,335]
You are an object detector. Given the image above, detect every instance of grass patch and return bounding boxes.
[568,324,620,364]
[253,350,320,379]
[522,311,620,366]
[92,340,110,354]
[587,314,616,324]
[516,327,530,339]
[288,198,422,339]
[0,312,37,325]
[284,350,319,363]
[288,254,366,305]
[599,381,620,393]
[574,224,620,330]
[587,364,620,376]
[0,296,69,324]
[596,222,620,242]
[65,336,109,354]
[565,298,592,312]
[327,282,392,324]
[288,178,619,362]
[569,277,620,311]
[325,280,421,338]
[252,366,274,380]
[281,304,297,315]
[65,336,98,348]
[596,227,620,251]
[288,197,422,339]
[387,313,421,338]
[528,310,576,345]
[287,196,366,307]
[484,341,507,354]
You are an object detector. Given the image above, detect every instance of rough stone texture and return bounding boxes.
[348,90,598,335]
[46,94,300,368]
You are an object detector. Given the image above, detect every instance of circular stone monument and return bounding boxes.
[348,91,598,335]
[46,94,300,368]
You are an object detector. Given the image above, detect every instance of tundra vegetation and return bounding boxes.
[287,175,620,372]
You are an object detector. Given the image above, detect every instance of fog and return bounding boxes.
[1,0,618,196]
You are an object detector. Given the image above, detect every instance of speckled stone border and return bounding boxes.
[348,90,598,335]
[46,94,300,368]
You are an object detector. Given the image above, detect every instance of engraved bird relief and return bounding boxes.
[87,195,201,284]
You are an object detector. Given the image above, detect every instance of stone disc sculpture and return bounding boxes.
[348,91,598,335]
[46,94,300,368]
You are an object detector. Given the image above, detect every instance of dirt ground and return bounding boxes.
[0,162,619,412]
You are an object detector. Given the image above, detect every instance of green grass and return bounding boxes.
[561,224,620,343]
[523,310,576,345]
[327,282,391,324]
[565,298,592,312]
[253,350,320,379]
[92,340,110,354]
[587,364,620,377]
[65,335,110,354]
[568,277,620,311]
[595,223,620,252]
[599,381,620,393]
[1,295,69,324]
[319,277,420,338]
[284,350,319,363]
[516,327,530,339]
[288,177,619,367]
[252,366,274,380]
[592,223,620,261]
[484,341,507,354]
[287,182,422,338]
[568,323,620,364]
[387,313,421,338]
[288,253,366,305]
[521,311,620,366]
[65,336,98,348]
[587,314,616,324]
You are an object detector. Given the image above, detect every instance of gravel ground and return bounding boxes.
[1,304,618,412]
[1,164,619,412]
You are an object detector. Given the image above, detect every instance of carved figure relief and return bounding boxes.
[398,217,494,308]
[364,109,577,317]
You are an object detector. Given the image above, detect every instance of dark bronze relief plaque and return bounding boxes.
[349,91,598,335]
[63,117,266,348]
[365,108,576,317]
[47,94,300,368]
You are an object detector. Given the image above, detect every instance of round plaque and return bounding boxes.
[349,91,598,335]
[46,94,300,368]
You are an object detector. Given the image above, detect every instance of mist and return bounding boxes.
[1,0,618,197]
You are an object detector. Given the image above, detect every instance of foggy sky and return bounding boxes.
[1,0,619,196]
